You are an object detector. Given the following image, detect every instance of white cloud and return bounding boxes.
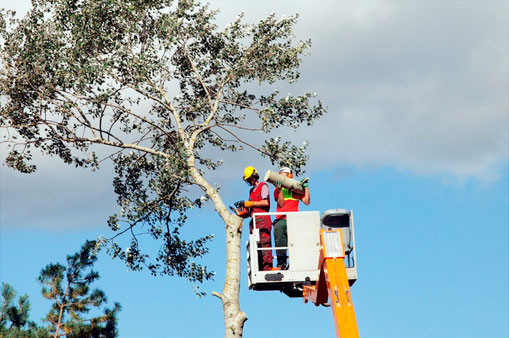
[0,151,117,230]
[1,0,507,230]
[205,1,508,182]
[2,0,506,182]
[283,1,509,182]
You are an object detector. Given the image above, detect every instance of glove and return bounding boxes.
[301,178,309,188]
[274,181,282,189]
[244,200,254,208]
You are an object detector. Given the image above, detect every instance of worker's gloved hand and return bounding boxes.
[274,181,282,189]
[301,178,309,188]
[244,200,254,208]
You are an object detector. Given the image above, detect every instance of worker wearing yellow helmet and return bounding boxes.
[238,166,273,271]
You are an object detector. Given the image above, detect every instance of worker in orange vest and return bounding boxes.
[272,167,310,269]
[238,166,274,271]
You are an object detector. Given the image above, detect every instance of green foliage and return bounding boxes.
[1,283,36,334]
[0,0,326,291]
[0,326,50,338]
[1,242,119,337]
[39,241,121,338]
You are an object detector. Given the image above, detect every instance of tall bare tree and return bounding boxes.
[0,1,325,336]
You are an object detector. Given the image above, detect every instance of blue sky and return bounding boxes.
[2,167,508,337]
[1,1,508,338]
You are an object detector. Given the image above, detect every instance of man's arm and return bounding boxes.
[299,178,310,205]
[276,188,285,208]
[301,187,310,205]
[246,199,270,209]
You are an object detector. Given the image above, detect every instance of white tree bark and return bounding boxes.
[215,215,248,338]
[184,142,248,337]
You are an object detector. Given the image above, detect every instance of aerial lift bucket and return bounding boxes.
[246,210,360,337]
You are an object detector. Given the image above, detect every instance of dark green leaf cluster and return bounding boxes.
[104,149,214,284]
[0,283,46,338]
[38,241,121,338]
[4,150,37,173]
[1,242,120,338]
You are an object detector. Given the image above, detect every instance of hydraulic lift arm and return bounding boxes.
[303,230,360,338]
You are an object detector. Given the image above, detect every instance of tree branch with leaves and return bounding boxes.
[0,1,326,337]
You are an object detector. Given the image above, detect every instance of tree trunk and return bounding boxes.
[213,214,248,338]
[186,162,248,337]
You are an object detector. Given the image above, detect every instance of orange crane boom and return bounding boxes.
[303,230,360,338]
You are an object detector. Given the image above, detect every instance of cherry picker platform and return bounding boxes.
[247,209,359,337]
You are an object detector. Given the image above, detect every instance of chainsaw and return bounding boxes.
[229,200,250,217]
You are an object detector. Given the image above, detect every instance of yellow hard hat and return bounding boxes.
[243,166,258,181]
